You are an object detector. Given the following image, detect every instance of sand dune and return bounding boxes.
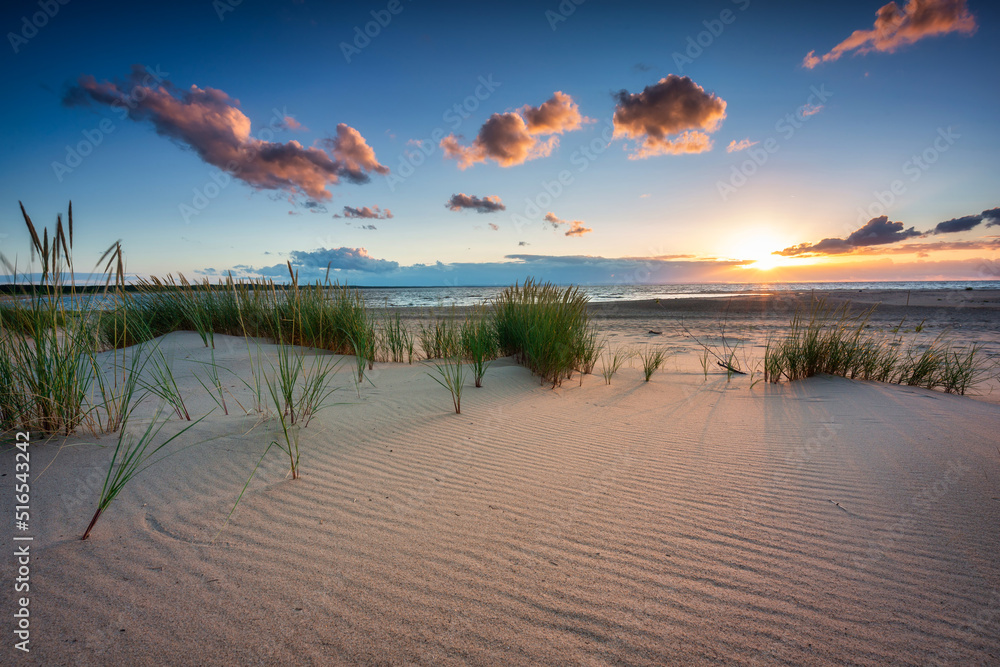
[4,295,1000,664]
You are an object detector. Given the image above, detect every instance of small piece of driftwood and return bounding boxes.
[716,361,746,374]
[648,330,663,335]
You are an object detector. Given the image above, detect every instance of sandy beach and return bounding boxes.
[3,290,1000,665]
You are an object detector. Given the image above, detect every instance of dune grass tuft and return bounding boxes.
[764,298,992,394]
[461,307,499,387]
[600,344,634,385]
[492,279,595,387]
[639,345,669,382]
[428,358,466,414]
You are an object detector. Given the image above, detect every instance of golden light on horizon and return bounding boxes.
[727,231,802,272]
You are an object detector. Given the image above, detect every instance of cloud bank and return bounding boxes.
[440,92,588,169]
[446,193,506,213]
[777,207,999,257]
[612,75,727,158]
[63,65,387,200]
[286,247,399,273]
[803,0,977,68]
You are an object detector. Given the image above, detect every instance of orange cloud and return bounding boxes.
[612,75,727,158]
[440,92,587,169]
[803,0,977,68]
[521,91,589,135]
[544,212,592,237]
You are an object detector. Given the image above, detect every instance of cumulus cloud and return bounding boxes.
[726,138,757,153]
[334,205,393,220]
[520,91,589,135]
[440,92,588,169]
[544,212,592,237]
[446,193,506,213]
[287,247,398,273]
[63,65,387,200]
[803,0,977,68]
[612,75,727,158]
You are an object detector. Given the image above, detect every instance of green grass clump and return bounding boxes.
[379,311,414,363]
[461,307,499,387]
[419,311,462,360]
[764,299,992,394]
[491,279,596,387]
[0,202,122,435]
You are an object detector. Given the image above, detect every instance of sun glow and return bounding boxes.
[728,232,798,271]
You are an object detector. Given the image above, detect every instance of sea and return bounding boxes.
[5,281,1000,311]
[351,281,1000,308]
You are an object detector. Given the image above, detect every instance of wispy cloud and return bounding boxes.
[440,92,589,169]
[446,193,506,213]
[612,75,726,158]
[333,205,393,220]
[726,138,757,153]
[544,212,592,237]
[63,65,387,200]
[803,0,977,68]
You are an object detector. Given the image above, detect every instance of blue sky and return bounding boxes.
[1,0,998,285]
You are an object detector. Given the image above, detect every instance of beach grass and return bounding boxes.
[492,279,594,387]
[764,298,992,394]
[600,344,633,385]
[428,357,466,414]
[639,345,668,382]
[0,202,123,435]
[461,306,499,387]
[82,406,206,540]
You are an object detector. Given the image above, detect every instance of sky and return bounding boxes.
[1,0,998,286]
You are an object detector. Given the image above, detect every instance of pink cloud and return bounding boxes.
[64,66,387,201]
